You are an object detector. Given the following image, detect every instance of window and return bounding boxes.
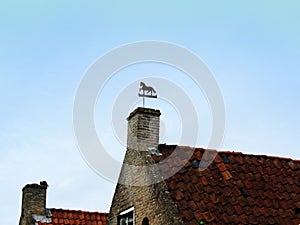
[118,207,134,225]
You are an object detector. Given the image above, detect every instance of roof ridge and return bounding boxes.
[47,208,108,214]
[159,144,300,162]
[219,151,298,162]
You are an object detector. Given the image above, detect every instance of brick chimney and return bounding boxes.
[108,107,185,224]
[127,107,161,152]
[117,107,161,186]
[19,181,48,225]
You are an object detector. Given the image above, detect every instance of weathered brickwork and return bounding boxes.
[108,108,184,225]
[127,107,160,152]
[19,181,48,225]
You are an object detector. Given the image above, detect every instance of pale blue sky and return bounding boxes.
[1,1,300,224]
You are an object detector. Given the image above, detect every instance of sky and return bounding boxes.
[1,1,300,224]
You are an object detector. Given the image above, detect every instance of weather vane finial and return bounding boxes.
[138,82,157,107]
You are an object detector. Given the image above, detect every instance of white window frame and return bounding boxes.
[118,207,134,225]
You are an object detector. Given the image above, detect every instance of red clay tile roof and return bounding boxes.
[35,208,108,225]
[156,144,300,225]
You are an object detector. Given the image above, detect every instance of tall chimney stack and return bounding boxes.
[19,181,48,225]
[127,107,161,152]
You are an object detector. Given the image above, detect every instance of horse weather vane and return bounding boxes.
[138,82,157,107]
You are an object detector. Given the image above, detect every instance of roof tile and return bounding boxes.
[34,209,108,225]
[157,145,300,224]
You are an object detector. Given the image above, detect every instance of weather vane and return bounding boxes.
[138,82,157,107]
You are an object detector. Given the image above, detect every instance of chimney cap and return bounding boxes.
[127,107,161,120]
[22,181,48,191]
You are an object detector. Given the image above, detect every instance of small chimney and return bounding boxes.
[127,107,161,152]
[19,181,48,225]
